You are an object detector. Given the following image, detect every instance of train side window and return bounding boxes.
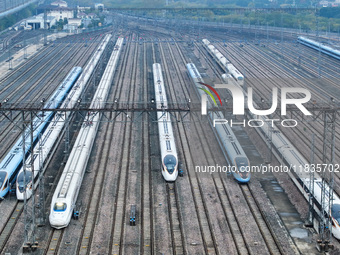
[166,141,171,151]
[163,120,168,134]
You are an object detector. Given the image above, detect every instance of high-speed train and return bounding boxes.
[16,34,112,200]
[49,37,123,229]
[238,82,340,239]
[153,63,178,182]
[0,66,82,199]
[297,36,340,60]
[202,38,244,86]
[254,112,340,239]
[214,56,340,237]
[186,63,250,183]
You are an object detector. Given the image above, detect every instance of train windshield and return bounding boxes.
[0,171,7,190]
[17,171,33,192]
[332,204,340,222]
[54,202,67,212]
[164,155,177,174]
[235,157,249,178]
[238,77,244,80]
[235,157,249,172]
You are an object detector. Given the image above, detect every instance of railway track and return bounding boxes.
[0,201,23,253]
[174,52,272,254]
[174,42,249,254]
[170,38,300,254]
[0,33,109,255]
[166,183,185,255]
[2,127,69,254]
[0,42,71,140]
[40,41,114,255]
[75,109,116,255]
[39,34,125,255]
[195,35,339,188]
[158,41,216,254]
[240,184,284,254]
[276,42,340,76]
[193,36,339,187]
[214,40,340,189]
[155,42,189,254]
[0,37,102,160]
[189,112,279,254]
[0,43,78,125]
[245,42,340,139]
[149,39,178,254]
[0,43,67,95]
[2,17,339,253]
[52,33,136,255]
[140,41,153,255]
[0,34,106,107]
[45,229,64,255]
[189,33,338,253]
[0,31,21,52]
[218,39,340,153]
[108,35,137,255]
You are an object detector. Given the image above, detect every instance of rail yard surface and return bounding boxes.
[0,12,340,255]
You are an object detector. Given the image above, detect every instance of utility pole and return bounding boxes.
[44,9,47,46]
[22,112,28,245]
[317,108,336,252]
[23,37,27,59]
[316,11,321,78]
[8,47,12,70]
[30,111,36,245]
[305,133,315,228]
[38,131,45,227]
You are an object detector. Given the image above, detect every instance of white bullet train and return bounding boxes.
[186,63,250,183]
[16,34,112,200]
[49,37,123,229]
[188,59,340,238]
[152,63,178,182]
[0,66,82,199]
[297,36,340,60]
[217,61,340,238]
[238,83,340,239]
[254,110,340,239]
[202,38,244,86]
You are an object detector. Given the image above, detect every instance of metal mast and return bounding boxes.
[317,109,336,252]
[306,133,315,229]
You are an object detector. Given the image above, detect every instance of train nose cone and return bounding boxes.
[16,188,32,200]
[49,215,68,229]
[332,227,340,240]
[240,172,248,179]
[16,190,24,200]
[164,171,178,182]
